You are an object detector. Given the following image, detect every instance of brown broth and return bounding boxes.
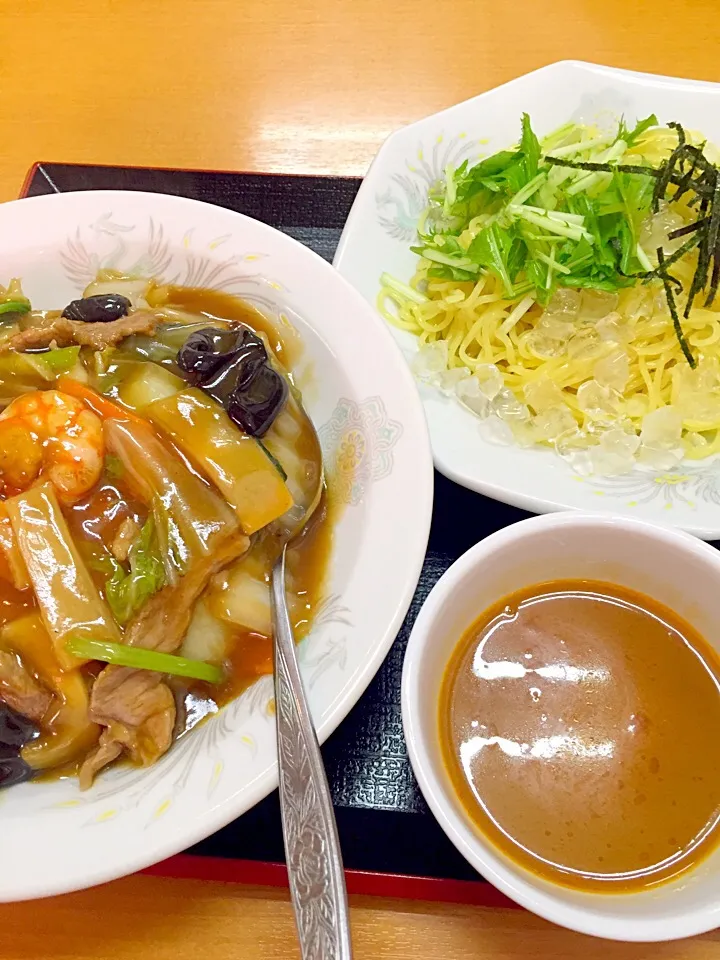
[0,577,35,628]
[0,284,333,785]
[206,490,334,710]
[165,286,304,370]
[439,580,720,893]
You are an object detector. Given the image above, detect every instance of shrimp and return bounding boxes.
[0,390,104,503]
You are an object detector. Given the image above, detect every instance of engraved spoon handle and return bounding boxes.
[271,550,353,960]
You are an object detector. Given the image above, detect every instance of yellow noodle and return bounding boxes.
[380,124,720,462]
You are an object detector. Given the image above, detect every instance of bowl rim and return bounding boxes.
[0,188,435,900]
[401,511,720,941]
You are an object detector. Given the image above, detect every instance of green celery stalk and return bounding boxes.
[38,346,81,374]
[0,300,30,316]
[66,636,225,683]
[507,172,547,208]
[547,134,612,158]
[420,248,479,272]
[512,208,592,242]
[379,273,428,303]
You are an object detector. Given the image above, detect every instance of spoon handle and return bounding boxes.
[271,552,353,960]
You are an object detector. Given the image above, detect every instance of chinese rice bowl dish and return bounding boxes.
[0,275,329,789]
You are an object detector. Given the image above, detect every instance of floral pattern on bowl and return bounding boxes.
[0,190,432,901]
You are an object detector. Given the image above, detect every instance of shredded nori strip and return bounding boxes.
[657,248,696,368]
[549,123,720,365]
[546,156,661,177]
[670,148,703,205]
[652,125,686,212]
[668,121,687,147]
[709,245,720,309]
[702,177,720,308]
[668,217,709,240]
[644,234,701,279]
[547,122,720,366]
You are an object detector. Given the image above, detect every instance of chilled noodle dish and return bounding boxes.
[379,114,720,475]
[0,275,327,789]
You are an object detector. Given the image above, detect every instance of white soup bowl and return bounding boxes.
[402,513,720,941]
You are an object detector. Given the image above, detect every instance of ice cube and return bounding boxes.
[478,414,514,445]
[589,445,636,476]
[577,380,622,420]
[677,392,720,426]
[696,358,720,393]
[438,367,471,396]
[674,359,720,425]
[596,312,632,345]
[598,425,641,458]
[523,378,565,413]
[626,395,649,419]
[593,350,630,392]
[554,429,595,476]
[493,387,530,422]
[636,443,684,470]
[543,288,581,321]
[510,420,540,447]
[533,405,577,441]
[475,363,504,400]
[526,329,567,360]
[411,341,448,382]
[457,376,491,418]
[640,406,682,446]
[538,316,575,341]
[653,288,668,315]
[579,289,619,321]
[640,203,687,256]
[637,406,684,468]
[567,327,603,361]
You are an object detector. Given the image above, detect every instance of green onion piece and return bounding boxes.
[379,272,427,304]
[38,345,81,374]
[0,300,31,316]
[65,636,225,683]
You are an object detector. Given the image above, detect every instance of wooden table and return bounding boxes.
[0,871,715,960]
[3,1,720,956]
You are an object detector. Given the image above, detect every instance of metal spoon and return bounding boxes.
[269,411,353,960]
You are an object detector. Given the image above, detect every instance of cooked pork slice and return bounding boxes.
[78,686,175,789]
[91,666,175,729]
[82,532,250,786]
[0,311,160,354]
[0,649,52,723]
[78,729,124,791]
[121,532,251,655]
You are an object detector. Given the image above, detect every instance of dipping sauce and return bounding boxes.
[439,580,720,892]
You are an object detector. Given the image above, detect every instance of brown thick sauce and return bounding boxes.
[204,492,333,709]
[439,580,720,892]
[162,286,332,711]
[165,286,304,370]
[0,578,35,628]
[2,285,333,766]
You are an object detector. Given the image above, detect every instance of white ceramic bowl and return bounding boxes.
[334,60,720,539]
[0,190,433,901]
[402,512,720,941]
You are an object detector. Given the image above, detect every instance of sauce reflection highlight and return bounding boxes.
[439,581,720,892]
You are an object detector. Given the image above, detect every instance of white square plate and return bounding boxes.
[334,61,720,539]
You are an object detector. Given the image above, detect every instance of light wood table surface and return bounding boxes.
[3,1,720,958]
